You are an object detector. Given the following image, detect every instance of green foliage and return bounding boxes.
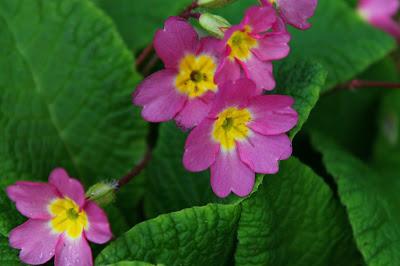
[311,132,400,266]
[105,261,162,266]
[0,189,23,237]
[0,0,148,185]
[94,0,192,52]
[235,158,362,266]
[95,204,241,265]
[0,235,22,266]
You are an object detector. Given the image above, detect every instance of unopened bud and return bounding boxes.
[197,0,237,8]
[199,13,231,38]
[86,181,117,206]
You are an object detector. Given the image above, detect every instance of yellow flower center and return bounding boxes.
[212,107,252,151]
[48,197,88,239]
[175,54,217,99]
[227,26,258,61]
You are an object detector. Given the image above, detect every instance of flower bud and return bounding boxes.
[197,0,237,8]
[86,181,117,206]
[199,13,231,38]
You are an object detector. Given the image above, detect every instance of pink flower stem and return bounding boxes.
[134,1,199,71]
[346,80,400,89]
[117,148,152,188]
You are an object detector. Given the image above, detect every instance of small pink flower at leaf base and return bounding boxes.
[6,168,112,266]
[261,0,318,30]
[358,0,400,42]
[183,79,298,198]
[133,16,223,129]
[216,5,290,92]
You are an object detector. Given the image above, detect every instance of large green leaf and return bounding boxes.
[144,60,326,218]
[95,204,241,266]
[234,158,362,265]
[311,132,400,266]
[0,235,22,266]
[105,261,161,266]
[218,0,395,91]
[0,0,147,184]
[306,58,398,159]
[94,0,192,52]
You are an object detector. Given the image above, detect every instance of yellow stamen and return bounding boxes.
[212,107,252,151]
[48,197,88,239]
[175,54,217,98]
[227,26,258,61]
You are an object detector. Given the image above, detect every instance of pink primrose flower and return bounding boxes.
[6,168,112,266]
[183,79,298,198]
[358,0,400,42]
[215,5,291,92]
[261,0,317,30]
[133,17,223,129]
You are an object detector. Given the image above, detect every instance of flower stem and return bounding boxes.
[345,80,400,89]
[117,148,152,188]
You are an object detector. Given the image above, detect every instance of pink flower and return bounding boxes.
[358,0,400,42]
[215,5,290,92]
[261,0,317,30]
[183,79,298,197]
[133,17,223,129]
[6,168,112,266]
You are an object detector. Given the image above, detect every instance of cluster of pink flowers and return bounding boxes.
[134,1,317,197]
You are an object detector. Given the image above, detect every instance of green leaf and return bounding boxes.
[0,189,23,237]
[235,158,362,266]
[217,0,395,91]
[105,261,162,266]
[0,0,148,184]
[94,0,192,52]
[0,235,23,266]
[274,60,327,139]
[311,132,400,266]
[306,58,398,158]
[144,60,326,218]
[95,204,241,266]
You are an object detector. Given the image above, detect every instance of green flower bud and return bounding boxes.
[197,0,237,8]
[86,181,117,206]
[199,13,231,39]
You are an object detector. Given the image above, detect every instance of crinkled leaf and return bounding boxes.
[235,158,362,266]
[0,0,147,184]
[0,235,23,266]
[105,261,162,266]
[144,60,326,218]
[311,132,400,266]
[96,204,241,266]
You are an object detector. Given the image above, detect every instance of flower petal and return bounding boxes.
[209,78,259,117]
[242,56,275,91]
[55,236,92,266]
[49,168,85,207]
[198,36,224,56]
[133,70,187,122]
[370,16,400,42]
[6,181,59,219]
[238,132,292,174]
[175,94,214,129]
[277,0,317,30]
[248,95,298,135]
[9,219,59,265]
[243,6,276,33]
[359,0,399,18]
[154,17,198,69]
[210,150,255,197]
[84,201,112,244]
[215,57,241,87]
[183,118,220,172]
[251,32,290,61]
